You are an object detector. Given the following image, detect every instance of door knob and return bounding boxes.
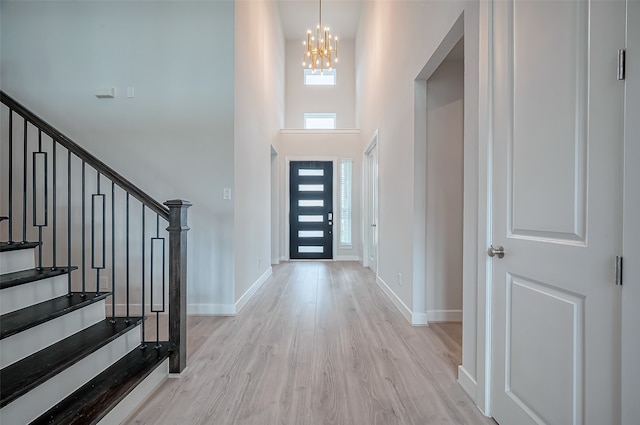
[371,223,377,227]
[487,245,505,259]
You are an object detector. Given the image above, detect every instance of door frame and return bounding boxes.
[363,130,378,274]
[622,0,640,420]
[284,156,338,261]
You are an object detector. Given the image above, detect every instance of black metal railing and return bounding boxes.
[0,91,190,373]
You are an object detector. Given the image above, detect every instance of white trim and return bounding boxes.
[334,255,361,262]
[412,312,428,326]
[236,267,272,313]
[363,130,379,273]
[187,303,236,316]
[280,129,360,134]
[458,365,478,402]
[477,0,494,416]
[271,258,280,265]
[376,275,412,324]
[427,309,463,322]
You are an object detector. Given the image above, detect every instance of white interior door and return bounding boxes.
[366,141,378,274]
[489,1,625,425]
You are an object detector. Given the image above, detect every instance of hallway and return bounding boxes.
[126,262,495,425]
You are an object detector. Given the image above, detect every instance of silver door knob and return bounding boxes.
[487,245,505,259]
[371,224,377,227]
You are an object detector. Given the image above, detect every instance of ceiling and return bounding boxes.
[277,0,364,40]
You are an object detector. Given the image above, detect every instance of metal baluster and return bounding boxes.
[32,130,47,270]
[67,151,72,296]
[141,205,146,348]
[52,142,57,270]
[8,110,13,243]
[110,182,116,323]
[126,193,130,323]
[22,118,27,243]
[81,161,86,297]
[92,171,105,294]
[151,214,165,349]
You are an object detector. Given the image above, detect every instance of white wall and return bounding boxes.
[234,0,285,311]
[425,58,464,322]
[285,40,356,128]
[277,131,362,261]
[355,0,482,404]
[0,1,236,313]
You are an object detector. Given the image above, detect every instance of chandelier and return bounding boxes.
[302,0,338,73]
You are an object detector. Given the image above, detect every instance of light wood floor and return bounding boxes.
[126,261,496,425]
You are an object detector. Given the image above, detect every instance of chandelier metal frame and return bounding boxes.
[302,0,338,73]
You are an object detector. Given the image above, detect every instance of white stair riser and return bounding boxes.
[0,300,105,369]
[98,359,169,425]
[0,274,68,315]
[0,248,35,274]
[0,326,141,425]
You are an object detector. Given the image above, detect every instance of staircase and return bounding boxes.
[0,92,191,424]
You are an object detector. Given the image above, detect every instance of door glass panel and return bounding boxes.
[299,246,324,253]
[299,230,324,238]
[299,169,324,176]
[298,215,323,222]
[299,184,324,191]
[299,199,324,207]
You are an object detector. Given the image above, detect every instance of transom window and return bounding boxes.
[304,68,337,85]
[304,113,336,129]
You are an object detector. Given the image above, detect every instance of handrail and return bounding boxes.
[0,91,169,220]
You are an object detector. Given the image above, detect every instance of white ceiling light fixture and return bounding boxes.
[302,0,338,73]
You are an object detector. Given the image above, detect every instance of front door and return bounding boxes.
[289,161,333,260]
[489,1,624,425]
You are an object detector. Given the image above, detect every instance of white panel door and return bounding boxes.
[490,1,625,425]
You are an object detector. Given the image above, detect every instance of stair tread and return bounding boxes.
[0,292,109,340]
[31,343,170,425]
[0,317,143,408]
[0,241,40,252]
[0,266,77,290]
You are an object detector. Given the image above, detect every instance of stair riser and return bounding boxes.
[0,326,141,425]
[0,248,35,274]
[98,358,169,425]
[0,274,68,315]
[0,300,105,369]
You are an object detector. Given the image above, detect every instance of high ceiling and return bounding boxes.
[277,0,363,40]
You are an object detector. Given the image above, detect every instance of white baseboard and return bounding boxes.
[411,312,428,326]
[236,267,272,314]
[457,365,477,402]
[271,258,280,265]
[187,303,236,316]
[335,255,362,261]
[376,276,413,324]
[427,309,462,322]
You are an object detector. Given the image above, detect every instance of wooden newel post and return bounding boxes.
[165,199,192,374]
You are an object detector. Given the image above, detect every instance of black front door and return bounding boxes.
[290,161,333,259]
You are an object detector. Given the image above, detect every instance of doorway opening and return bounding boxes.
[414,12,476,396]
[425,37,464,324]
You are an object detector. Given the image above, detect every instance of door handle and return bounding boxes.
[487,245,505,259]
[371,223,377,227]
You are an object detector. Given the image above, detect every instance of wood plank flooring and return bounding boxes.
[125,261,496,425]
